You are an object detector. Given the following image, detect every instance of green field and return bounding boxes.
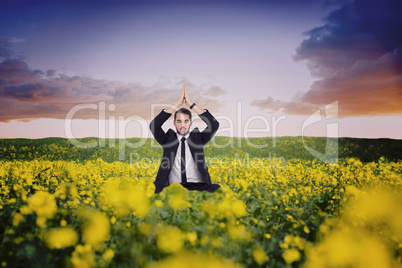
[1,136,401,163]
[0,136,401,267]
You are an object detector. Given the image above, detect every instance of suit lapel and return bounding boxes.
[171,132,180,158]
[188,128,199,161]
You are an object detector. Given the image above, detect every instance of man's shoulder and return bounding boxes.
[189,128,201,141]
[167,129,177,136]
[190,127,200,134]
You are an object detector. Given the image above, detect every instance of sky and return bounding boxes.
[0,0,401,140]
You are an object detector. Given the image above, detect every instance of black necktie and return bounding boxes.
[181,137,187,185]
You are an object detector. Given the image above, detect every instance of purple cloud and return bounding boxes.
[0,42,227,122]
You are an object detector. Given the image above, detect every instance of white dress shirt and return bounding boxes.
[168,132,204,184]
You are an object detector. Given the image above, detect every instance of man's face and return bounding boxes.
[174,113,192,136]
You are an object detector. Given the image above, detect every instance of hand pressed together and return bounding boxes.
[165,83,204,115]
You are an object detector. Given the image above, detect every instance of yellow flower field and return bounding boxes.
[0,138,401,267]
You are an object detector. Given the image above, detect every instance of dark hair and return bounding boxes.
[174,108,192,121]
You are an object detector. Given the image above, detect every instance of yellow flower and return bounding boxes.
[227,224,252,241]
[168,192,188,210]
[78,207,110,249]
[212,238,223,248]
[202,195,248,220]
[12,213,24,227]
[129,181,151,217]
[284,235,292,244]
[166,184,188,210]
[99,178,150,218]
[343,189,402,241]
[200,236,209,246]
[154,200,163,208]
[138,222,152,235]
[44,227,78,249]
[27,191,58,227]
[71,244,95,268]
[252,246,268,265]
[102,248,114,260]
[149,250,243,268]
[186,232,197,246]
[304,226,395,268]
[282,248,300,264]
[231,200,247,217]
[157,226,184,253]
[281,194,290,204]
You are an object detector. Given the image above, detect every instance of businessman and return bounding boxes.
[150,84,221,194]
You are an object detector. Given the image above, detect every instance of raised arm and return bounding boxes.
[184,84,219,144]
[183,83,205,115]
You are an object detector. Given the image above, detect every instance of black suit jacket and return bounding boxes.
[149,109,220,193]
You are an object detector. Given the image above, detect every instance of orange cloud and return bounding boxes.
[252,0,402,117]
[0,55,226,122]
[252,49,401,117]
